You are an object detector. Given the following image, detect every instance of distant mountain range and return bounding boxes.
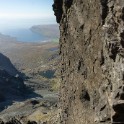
[0,24,59,43]
[30,24,60,39]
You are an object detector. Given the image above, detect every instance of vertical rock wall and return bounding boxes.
[53,0,124,123]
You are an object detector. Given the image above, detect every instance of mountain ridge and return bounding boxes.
[0,53,25,107]
[0,53,21,76]
[30,24,59,39]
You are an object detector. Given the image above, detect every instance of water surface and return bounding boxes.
[1,28,48,42]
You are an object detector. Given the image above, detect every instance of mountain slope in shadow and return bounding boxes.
[0,53,41,111]
[0,53,21,76]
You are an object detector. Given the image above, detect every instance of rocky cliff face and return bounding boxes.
[53,0,124,123]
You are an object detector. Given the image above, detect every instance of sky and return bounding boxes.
[0,0,56,30]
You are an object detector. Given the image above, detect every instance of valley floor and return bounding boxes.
[0,41,60,124]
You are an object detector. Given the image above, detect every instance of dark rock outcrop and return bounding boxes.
[0,119,4,124]
[6,118,22,124]
[53,0,124,123]
[53,0,63,23]
[27,121,37,124]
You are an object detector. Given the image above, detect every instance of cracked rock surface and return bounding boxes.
[53,0,124,123]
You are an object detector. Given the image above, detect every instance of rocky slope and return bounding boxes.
[53,0,124,123]
[0,53,22,76]
[0,53,25,110]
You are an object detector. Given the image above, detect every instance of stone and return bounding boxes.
[53,0,124,123]
[6,118,22,124]
[0,119,4,124]
[27,121,37,124]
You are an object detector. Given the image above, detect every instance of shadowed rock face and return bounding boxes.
[0,53,25,108]
[53,0,124,123]
[0,53,21,76]
[0,68,25,102]
[0,53,42,123]
[53,0,63,23]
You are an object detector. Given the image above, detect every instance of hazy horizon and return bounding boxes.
[0,0,56,31]
[0,0,58,42]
